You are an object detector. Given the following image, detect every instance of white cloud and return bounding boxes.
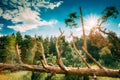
[0,0,62,32]
[49,1,63,9]
[75,26,91,36]
[7,8,57,32]
[1,0,63,11]
[34,1,63,10]
[8,20,57,32]
[8,24,38,32]
[118,23,120,27]
[11,8,41,23]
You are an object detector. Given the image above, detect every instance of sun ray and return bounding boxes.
[84,14,100,30]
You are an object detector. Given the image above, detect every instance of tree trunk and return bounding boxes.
[0,63,119,78]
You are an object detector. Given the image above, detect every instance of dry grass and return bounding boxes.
[0,71,31,80]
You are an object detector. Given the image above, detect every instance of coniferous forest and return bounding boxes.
[0,30,120,80]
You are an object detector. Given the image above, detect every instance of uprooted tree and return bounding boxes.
[0,6,120,79]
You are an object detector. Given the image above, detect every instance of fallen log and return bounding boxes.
[0,63,119,78]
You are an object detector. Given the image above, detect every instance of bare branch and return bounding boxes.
[80,8,104,69]
[32,35,37,53]
[80,7,87,49]
[71,33,91,68]
[98,27,120,53]
[32,35,50,71]
[56,29,68,72]
[38,42,50,72]
[15,44,23,64]
[39,42,47,65]
[82,46,104,69]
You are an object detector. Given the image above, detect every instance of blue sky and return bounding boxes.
[0,0,120,37]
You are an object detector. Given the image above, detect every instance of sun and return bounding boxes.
[84,14,100,29]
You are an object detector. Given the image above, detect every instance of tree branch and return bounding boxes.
[55,29,68,72]
[15,44,23,64]
[82,46,104,69]
[32,35,37,54]
[98,27,120,53]
[71,33,91,68]
[39,42,48,66]
[80,8,104,69]
[38,42,50,71]
[80,7,87,49]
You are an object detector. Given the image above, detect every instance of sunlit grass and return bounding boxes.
[0,71,31,80]
[0,71,119,80]
[98,77,120,80]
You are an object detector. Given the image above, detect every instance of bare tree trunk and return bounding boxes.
[15,44,23,64]
[80,7,87,49]
[55,29,68,72]
[80,7,104,69]
[0,63,119,78]
[71,33,91,68]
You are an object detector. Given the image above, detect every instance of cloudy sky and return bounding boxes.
[0,0,120,37]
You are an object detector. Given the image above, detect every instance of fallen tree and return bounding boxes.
[0,63,119,78]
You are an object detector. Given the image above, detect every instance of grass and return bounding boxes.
[98,77,120,80]
[0,71,32,80]
[0,70,119,80]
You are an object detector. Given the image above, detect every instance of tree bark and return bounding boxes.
[15,44,23,64]
[55,29,68,72]
[80,7,87,49]
[71,33,91,68]
[0,63,119,78]
[80,7,104,69]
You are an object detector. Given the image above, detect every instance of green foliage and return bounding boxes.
[37,36,43,42]
[47,54,57,65]
[39,73,48,80]
[49,37,56,55]
[0,35,16,64]
[0,36,7,62]
[87,39,100,63]
[65,75,85,80]
[20,35,35,64]
[21,35,34,49]
[75,37,84,50]
[23,49,34,64]
[0,30,120,79]
[100,54,120,68]
[16,31,23,46]
[43,37,50,57]
[107,32,120,61]
[100,54,113,65]
[65,12,78,28]
[51,74,65,80]
[102,6,119,20]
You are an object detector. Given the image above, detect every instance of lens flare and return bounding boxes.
[84,14,100,30]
